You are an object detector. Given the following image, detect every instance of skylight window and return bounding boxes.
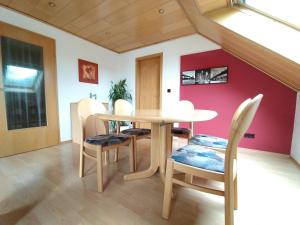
[240,0,300,29]
[6,65,38,80]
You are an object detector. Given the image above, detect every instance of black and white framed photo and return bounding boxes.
[181,66,228,85]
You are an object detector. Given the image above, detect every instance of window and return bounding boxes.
[239,0,300,29]
[1,36,47,130]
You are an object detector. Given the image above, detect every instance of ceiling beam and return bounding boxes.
[194,0,228,14]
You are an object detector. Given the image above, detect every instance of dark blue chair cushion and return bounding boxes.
[190,134,228,149]
[121,128,151,136]
[85,134,130,147]
[172,145,225,173]
[172,127,191,135]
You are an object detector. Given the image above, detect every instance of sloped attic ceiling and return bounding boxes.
[177,0,300,91]
[1,0,299,90]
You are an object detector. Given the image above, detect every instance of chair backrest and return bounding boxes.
[77,98,108,141]
[225,94,263,173]
[85,114,109,139]
[178,100,194,115]
[115,99,133,116]
[177,100,195,133]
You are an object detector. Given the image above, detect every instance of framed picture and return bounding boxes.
[78,59,98,84]
[181,66,228,85]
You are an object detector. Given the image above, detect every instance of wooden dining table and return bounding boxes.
[95,109,217,182]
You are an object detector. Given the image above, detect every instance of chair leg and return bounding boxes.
[114,148,119,162]
[133,136,137,171]
[162,159,174,219]
[104,151,109,165]
[184,174,193,184]
[114,121,120,162]
[129,137,135,172]
[225,180,235,225]
[96,147,104,192]
[184,135,193,183]
[168,135,173,156]
[79,144,84,177]
[234,176,238,210]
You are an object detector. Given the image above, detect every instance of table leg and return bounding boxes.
[166,123,173,157]
[159,123,172,182]
[124,123,160,181]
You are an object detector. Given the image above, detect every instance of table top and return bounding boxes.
[95,109,217,123]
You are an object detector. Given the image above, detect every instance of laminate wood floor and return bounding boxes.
[0,139,299,225]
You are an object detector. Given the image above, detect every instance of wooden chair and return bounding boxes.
[162,94,263,225]
[114,99,151,168]
[171,100,194,142]
[78,98,135,192]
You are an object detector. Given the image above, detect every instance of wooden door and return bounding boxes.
[0,22,59,157]
[136,53,162,128]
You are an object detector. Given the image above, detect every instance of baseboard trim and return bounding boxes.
[290,156,300,169]
[60,140,72,145]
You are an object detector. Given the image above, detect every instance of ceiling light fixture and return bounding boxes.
[158,8,165,14]
[48,1,56,7]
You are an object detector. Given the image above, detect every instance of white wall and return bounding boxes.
[0,6,122,141]
[119,35,220,111]
[291,92,300,164]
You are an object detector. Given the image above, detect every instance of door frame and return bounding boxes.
[0,21,60,157]
[135,52,163,110]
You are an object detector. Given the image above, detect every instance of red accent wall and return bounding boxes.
[180,49,296,154]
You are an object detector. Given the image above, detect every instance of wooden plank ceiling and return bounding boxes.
[0,0,196,53]
[177,0,300,91]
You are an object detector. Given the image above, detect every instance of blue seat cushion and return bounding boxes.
[190,134,228,149]
[172,127,191,135]
[172,145,225,173]
[121,128,151,136]
[85,134,130,147]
